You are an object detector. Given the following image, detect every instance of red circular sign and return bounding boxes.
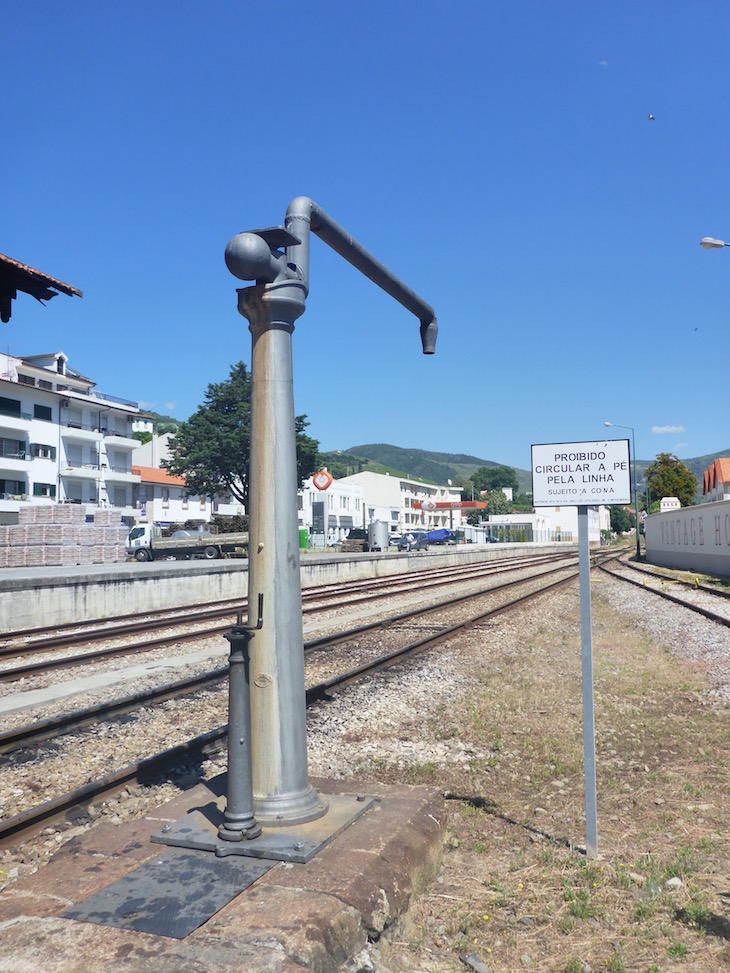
[313,470,333,491]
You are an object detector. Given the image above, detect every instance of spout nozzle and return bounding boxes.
[420,317,438,355]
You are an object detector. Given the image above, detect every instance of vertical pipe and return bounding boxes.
[218,613,261,841]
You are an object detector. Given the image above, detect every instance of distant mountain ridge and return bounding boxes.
[333,444,533,493]
[333,443,730,498]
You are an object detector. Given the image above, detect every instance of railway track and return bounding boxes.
[1,555,587,847]
[1,555,585,753]
[0,551,577,681]
[0,550,573,657]
[596,557,730,627]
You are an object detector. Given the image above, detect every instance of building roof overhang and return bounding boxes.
[0,253,83,323]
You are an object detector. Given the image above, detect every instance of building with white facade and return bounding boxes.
[298,474,364,546]
[322,470,465,537]
[132,414,155,436]
[0,352,140,525]
[538,505,610,542]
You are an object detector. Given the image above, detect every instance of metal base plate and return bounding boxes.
[151,791,374,863]
[63,846,275,939]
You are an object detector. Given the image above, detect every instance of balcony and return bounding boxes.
[61,422,102,443]
[103,465,141,484]
[61,463,102,481]
[0,408,32,432]
[0,457,31,475]
[102,430,137,449]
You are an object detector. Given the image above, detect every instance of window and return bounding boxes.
[33,482,56,498]
[17,374,35,386]
[0,478,24,496]
[0,396,21,416]
[162,488,170,507]
[32,443,56,460]
[182,495,189,509]
[34,404,53,421]
[38,379,52,390]
[200,496,206,509]
[0,438,25,459]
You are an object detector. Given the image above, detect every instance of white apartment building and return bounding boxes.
[0,352,140,525]
[332,470,465,535]
[299,474,364,545]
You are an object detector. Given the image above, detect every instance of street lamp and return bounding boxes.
[700,237,730,249]
[604,421,641,559]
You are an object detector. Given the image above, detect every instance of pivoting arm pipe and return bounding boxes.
[284,196,438,354]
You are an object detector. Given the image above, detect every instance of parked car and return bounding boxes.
[398,530,429,551]
[389,533,403,547]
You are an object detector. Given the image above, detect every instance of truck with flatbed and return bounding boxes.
[126,524,249,562]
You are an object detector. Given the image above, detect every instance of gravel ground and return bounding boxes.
[3,557,730,971]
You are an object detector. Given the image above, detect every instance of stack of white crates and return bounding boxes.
[0,506,130,568]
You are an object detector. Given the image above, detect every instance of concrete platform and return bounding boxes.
[0,543,559,631]
[0,777,445,973]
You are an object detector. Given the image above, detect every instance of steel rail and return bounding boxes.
[1,558,583,752]
[0,554,578,681]
[0,668,228,755]
[0,550,572,656]
[0,561,583,849]
[597,561,730,628]
[617,554,730,600]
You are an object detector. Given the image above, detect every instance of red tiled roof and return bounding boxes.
[132,465,186,486]
[0,254,83,297]
[702,457,730,495]
[0,253,83,323]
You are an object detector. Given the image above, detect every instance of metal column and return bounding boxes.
[237,278,327,825]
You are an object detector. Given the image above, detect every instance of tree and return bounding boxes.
[610,506,635,534]
[295,416,319,486]
[469,465,520,496]
[465,487,512,525]
[644,453,697,508]
[163,361,320,511]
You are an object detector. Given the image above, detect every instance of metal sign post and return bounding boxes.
[577,504,597,858]
[531,439,631,859]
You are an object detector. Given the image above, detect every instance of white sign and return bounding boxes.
[531,439,631,507]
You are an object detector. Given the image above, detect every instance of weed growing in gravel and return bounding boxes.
[668,940,688,957]
[564,887,597,920]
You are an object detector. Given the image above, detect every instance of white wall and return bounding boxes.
[645,500,730,576]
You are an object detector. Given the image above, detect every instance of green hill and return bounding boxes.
[321,443,730,500]
[320,444,533,493]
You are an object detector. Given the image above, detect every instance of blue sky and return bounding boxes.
[4,2,729,473]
